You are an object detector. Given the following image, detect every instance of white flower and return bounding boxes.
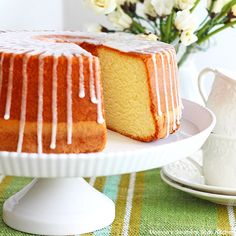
[180,30,198,46]
[232,4,236,16]
[108,7,132,29]
[135,2,146,18]
[175,0,196,10]
[141,0,157,18]
[207,0,212,9]
[208,0,231,13]
[175,10,196,31]
[87,0,117,14]
[86,24,102,32]
[151,0,175,17]
[136,1,157,18]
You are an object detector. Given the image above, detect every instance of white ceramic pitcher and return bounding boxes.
[198,68,236,137]
[198,68,236,188]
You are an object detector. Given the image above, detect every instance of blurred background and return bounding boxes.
[0,0,235,71]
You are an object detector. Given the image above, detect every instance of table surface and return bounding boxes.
[0,169,234,236]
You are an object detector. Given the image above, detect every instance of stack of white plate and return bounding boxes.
[161,151,236,205]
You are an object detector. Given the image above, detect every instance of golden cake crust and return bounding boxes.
[0,47,106,153]
[0,31,182,153]
[0,119,106,153]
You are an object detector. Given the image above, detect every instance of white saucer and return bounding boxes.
[162,153,236,196]
[160,171,236,206]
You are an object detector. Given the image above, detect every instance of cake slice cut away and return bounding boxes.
[86,44,181,141]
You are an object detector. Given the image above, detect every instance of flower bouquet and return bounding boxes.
[85,0,236,66]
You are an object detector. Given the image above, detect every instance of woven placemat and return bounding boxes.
[0,169,234,236]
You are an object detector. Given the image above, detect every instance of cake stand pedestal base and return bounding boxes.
[3,178,115,235]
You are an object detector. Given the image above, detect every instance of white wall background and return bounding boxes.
[0,0,235,71]
[0,0,64,30]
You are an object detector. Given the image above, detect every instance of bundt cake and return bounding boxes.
[0,31,182,154]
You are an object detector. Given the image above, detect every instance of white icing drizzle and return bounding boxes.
[89,57,98,104]
[67,56,73,145]
[78,55,85,98]
[159,52,170,138]
[152,54,162,116]
[176,53,183,116]
[94,57,104,124]
[37,55,44,154]
[0,31,179,153]
[172,49,183,121]
[170,50,181,125]
[165,50,177,131]
[4,54,15,120]
[17,55,30,153]
[50,56,59,149]
[0,53,4,100]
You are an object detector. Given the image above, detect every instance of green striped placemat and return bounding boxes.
[0,170,234,236]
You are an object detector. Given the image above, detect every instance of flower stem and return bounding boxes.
[130,20,146,33]
[191,0,201,12]
[197,20,236,44]
[135,14,157,33]
[165,13,174,43]
[196,0,236,38]
[196,16,218,39]
[177,46,194,67]
[160,18,165,41]
[199,14,209,27]
[209,0,217,12]
[218,0,236,19]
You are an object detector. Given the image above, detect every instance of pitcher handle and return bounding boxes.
[198,68,216,104]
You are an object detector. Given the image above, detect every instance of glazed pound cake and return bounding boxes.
[0,31,182,154]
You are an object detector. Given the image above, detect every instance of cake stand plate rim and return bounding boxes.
[0,99,216,178]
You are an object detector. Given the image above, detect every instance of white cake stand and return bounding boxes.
[0,100,215,235]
